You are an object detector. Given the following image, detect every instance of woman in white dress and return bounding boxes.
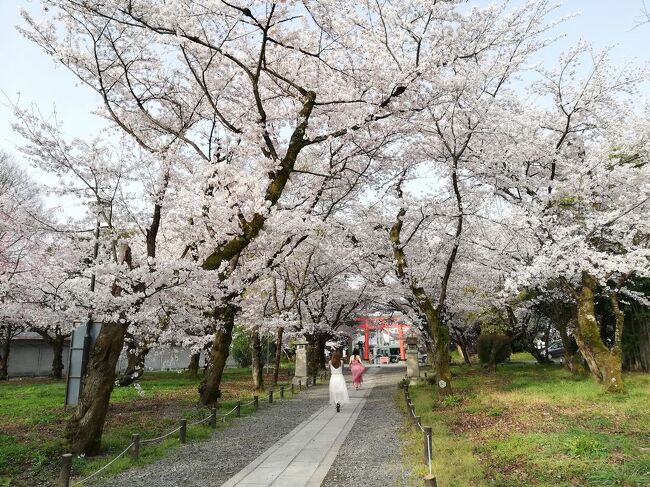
[328,351,349,412]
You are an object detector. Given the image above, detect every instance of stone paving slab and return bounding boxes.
[220,370,380,487]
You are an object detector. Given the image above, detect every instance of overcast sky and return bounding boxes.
[1,0,649,163]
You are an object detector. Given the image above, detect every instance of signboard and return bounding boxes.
[64,322,102,406]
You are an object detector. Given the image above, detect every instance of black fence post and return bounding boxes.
[131,434,140,461]
[291,383,294,395]
[280,386,285,399]
[269,390,274,404]
[59,453,72,487]
[236,400,241,417]
[210,408,217,428]
[179,419,187,444]
[299,380,302,391]
[253,395,259,411]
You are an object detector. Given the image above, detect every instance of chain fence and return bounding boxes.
[403,381,437,487]
[59,375,320,487]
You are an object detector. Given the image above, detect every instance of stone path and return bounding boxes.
[94,366,408,487]
[221,366,408,487]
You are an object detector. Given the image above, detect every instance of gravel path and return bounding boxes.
[321,367,413,487]
[93,385,328,487]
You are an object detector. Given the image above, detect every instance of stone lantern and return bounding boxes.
[405,336,420,384]
[293,337,309,386]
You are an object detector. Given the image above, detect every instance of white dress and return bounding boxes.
[329,363,350,405]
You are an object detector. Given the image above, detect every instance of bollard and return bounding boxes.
[131,434,140,461]
[59,453,72,487]
[280,386,285,399]
[210,408,217,428]
[254,395,259,411]
[424,475,437,486]
[269,390,274,404]
[236,400,241,417]
[179,419,187,444]
[423,426,432,465]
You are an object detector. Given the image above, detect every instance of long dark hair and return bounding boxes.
[331,351,341,369]
[352,348,360,357]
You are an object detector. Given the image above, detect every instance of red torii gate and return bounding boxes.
[354,316,411,361]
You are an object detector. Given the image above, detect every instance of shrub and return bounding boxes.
[231,326,252,367]
[477,334,512,364]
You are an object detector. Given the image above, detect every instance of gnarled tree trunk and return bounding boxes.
[188,352,201,378]
[574,273,624,393]
[117,342,150,386]
[66,321,128,454]
[200,304,236,405]
[250,325,263,392]
[451,326,472,366]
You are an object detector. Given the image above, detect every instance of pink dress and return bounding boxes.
[350,356,366,386]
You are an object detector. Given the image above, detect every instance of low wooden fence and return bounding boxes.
[402,382,437,487]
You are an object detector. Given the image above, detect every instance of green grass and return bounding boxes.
[398,364,650,486]
[0,367,296,486]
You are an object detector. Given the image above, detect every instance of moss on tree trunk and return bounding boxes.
[200,305,236,405]
[66,322,128,454]
[574,273,624,393]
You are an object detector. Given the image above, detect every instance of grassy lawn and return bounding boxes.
[400,363,650,486]
[0,367,296,487]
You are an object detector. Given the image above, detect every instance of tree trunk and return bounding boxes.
[117,344,150,386]
[66,322,128,454]
[451,326,472,366]
[622,309,650,372]
[0,325,11,381]
[316,335,327,371]
[188,352,200,379]
[199,305,236,405]
[556,318,583,373]
[273,327,283,385]
[574,273,624,393]
[429,309,452,394]
[51,334,65,379]
[250,326,263,392]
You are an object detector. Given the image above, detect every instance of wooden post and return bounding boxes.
[291,383,294,394]
[424,475,437,486]
[59,453,72,487]
[269,390,274,404]
[179,419,187,444]
[236,400,241,417]
[254,395,259,411]
[415,415,421,428]
[210,408,217,428]
[280,386,285,399]
[312,373,316,385]
[131,434,140,461]
[299,380,302,391]
[424,426,432,465]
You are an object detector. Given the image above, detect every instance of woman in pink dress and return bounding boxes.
[349,348,366,390]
